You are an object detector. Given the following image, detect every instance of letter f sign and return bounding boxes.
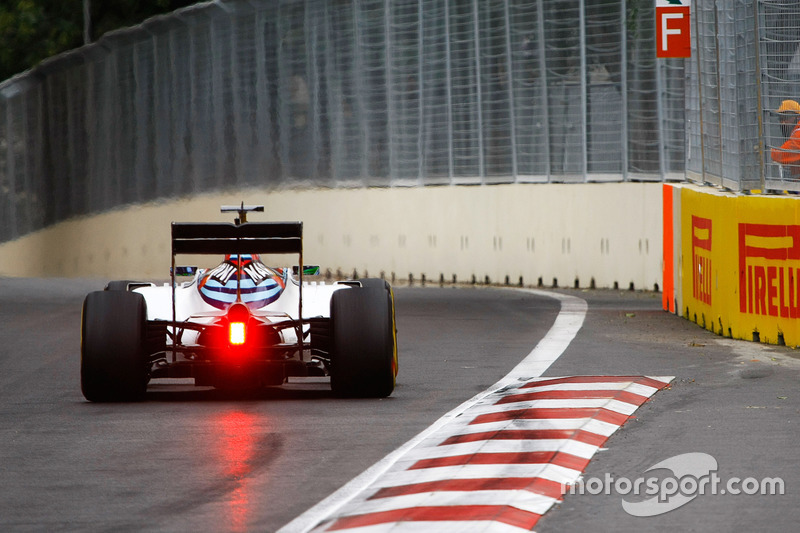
[656,1,692,58]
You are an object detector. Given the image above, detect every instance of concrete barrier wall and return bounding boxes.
[0,183,663,290]
[663,183,800,347]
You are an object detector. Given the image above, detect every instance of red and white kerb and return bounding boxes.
[312,375,673,532]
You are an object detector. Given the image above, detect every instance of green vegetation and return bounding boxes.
[0,0,196,81]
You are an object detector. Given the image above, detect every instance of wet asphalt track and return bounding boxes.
[1,278,798,532]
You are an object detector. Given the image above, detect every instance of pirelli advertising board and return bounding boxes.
[664,183,800,347]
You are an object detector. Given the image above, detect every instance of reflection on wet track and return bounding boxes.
[216,410,259,532]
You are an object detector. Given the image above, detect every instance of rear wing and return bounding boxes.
[171,222,302,255]
[169,221,306,340]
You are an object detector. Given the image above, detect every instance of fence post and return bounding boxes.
[579,0,588,179]
[753,0,766,192]
[694,0,707,183]
[620,0,629,181]
[503,0,518,181]
[472,0,485,180]
[535,0,550,181]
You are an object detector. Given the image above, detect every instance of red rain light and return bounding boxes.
[229,322,246,345]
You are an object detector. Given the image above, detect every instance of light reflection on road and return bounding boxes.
[215,410,259,532]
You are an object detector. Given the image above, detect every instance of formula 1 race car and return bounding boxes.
[80,204,398,402]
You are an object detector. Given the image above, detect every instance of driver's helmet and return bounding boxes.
[197,254,287,310]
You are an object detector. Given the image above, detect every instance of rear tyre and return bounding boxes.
[105,280,137,291]
[358,278,390,291]
[81,291,149,402]
[330,284,398,398]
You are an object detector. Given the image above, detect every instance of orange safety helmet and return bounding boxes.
[775,99,800,114]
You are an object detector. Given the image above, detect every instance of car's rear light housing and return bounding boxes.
[194,302,284,360]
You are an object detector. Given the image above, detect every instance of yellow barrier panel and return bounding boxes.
[679,185,800,347]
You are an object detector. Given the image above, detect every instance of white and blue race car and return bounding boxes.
[80,204,398,401]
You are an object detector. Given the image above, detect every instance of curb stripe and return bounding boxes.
[495,389,650,405]
[319,521,535,533]
[409,451,591,471]
[440,428,610,447]
[470,407,632,426]
[335,490,557,518]
[519,381,656,392]
[442,418,621,436]
[326,506,542,532]
[405,439,599,461]
[523,375,669,389]
[372,464,583,489]
[468,398,642,416]
[369,477,565,501]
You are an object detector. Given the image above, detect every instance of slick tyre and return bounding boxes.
[81,290,149,402]
[357,278,390,291]
[105,280,137,291]
[330,285,398,398]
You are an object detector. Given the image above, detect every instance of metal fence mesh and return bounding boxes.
[1,0,688,244]
[687,0,800,192]
[759,0,800,190]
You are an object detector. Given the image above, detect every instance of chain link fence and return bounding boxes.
[760,0,800,191]
[687,0,800,193]
[1,0,686,244]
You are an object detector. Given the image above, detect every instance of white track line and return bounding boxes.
[277,289,587,533]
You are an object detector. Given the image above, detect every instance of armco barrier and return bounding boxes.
[0,183,663,292]
[663,183,800,347]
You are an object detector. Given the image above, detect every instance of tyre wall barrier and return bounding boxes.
[663,182,800,347]
[0,182,662,291]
